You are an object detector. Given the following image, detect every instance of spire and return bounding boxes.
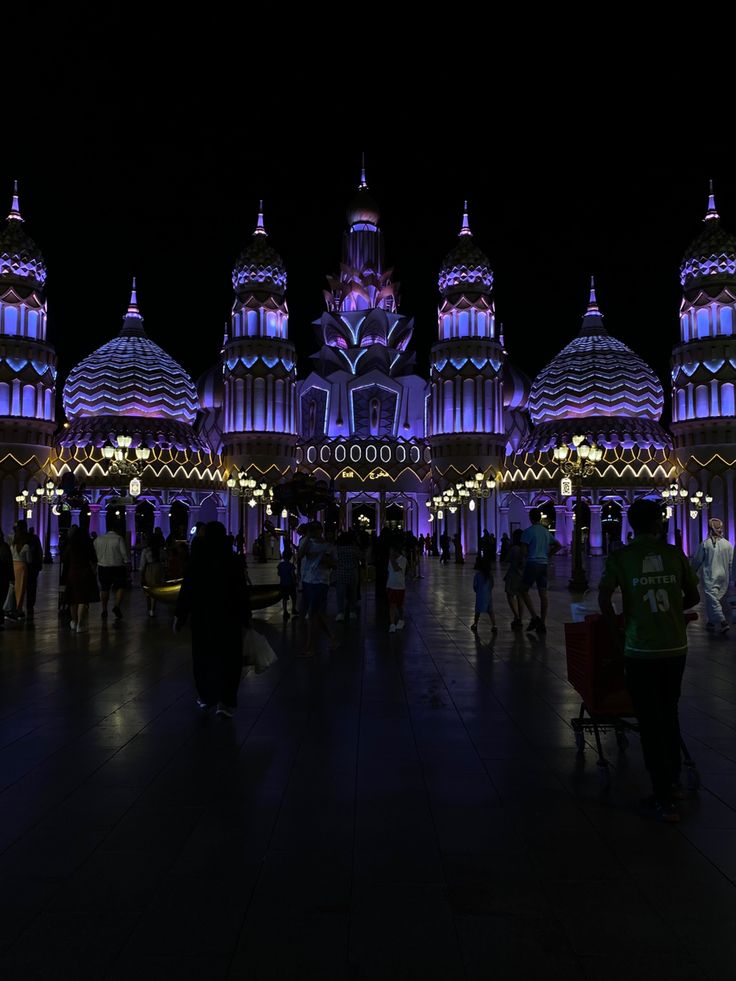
[578,276,606,337]
[359,152,367,190]
[459,200,472,237]
[8,179,22,221]
[587,275,599,312]
[705,179,719,222]
[127,277,140,315]
[254,199,267,236]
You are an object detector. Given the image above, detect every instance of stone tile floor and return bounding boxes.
[1,554,735,979]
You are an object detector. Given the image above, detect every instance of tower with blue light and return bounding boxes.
[429,203,506,479]
[222,204,297,479]
[0,182,57,538]
[671,183,736,544]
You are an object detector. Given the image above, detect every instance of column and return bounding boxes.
[152,508,162,534]
[588,504,603,556]
[125,504,137,548]
[620,503,629,544]
[88,503,101,535]
[498,505,509,541]
[554,505,570,550]
[216,504,227,527]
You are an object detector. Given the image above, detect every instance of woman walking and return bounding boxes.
[140,533,165,617]
[64,529,99,632]
[503,529,524,631]
[11,522,31,619]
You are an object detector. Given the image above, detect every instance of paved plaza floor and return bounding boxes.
[1,553,736,979]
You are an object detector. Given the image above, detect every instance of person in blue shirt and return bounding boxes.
[518,508,561,634]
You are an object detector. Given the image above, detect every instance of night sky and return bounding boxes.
[3,80,732,428]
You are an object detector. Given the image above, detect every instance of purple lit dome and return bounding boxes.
[346,186,381,227]
[0,184,46,287]
[196,362,224,411]
[63,284,199,425]
[680,189,736,289]
[502,360,531,410]
[438,204,493,296]
[232,205,287,296]
[528,284,664,425]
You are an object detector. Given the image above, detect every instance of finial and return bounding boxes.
[254,199,267,236]
[127,277,141,316]
[8,179,22,221]
[705,178,719,221]
[459,200,472,237]
[587,275,599,312]
[359,152,368,190]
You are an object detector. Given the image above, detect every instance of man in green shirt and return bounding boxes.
[599,499,700,822]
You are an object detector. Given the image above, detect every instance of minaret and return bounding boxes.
[429,202,505,480]
[671,182,736,544]
[0,181,57,536]
[223,202,297,476]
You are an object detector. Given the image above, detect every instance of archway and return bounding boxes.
[352,502,376,533]
[105,501,126,536]
[537,499,556,531]
[385,502,405,532]
[572,500,591,553]
[169,500,189,543]
[135,500,155,545]
[601,499,623,553]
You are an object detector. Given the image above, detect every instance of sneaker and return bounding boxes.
[491,625,498,633]
[389,624,397,634]
[77,622,87,633]
[215,703,235,718]
[69,620,77,630]
[470,623,478,633]
[720,621,730,634]
[196,698,211,711]
[526,618,539,633]
[536,621,547,634]
[396,620,405,630]
[640,795,681,823]
[335,613,345,622]
[148,609,155,618]
[112,606,123,621]
[511,618,522,631]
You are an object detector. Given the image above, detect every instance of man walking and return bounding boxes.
[691,518,733,634]
[518,508,560,634]
[599,499,700,823]
[94,521,129,621]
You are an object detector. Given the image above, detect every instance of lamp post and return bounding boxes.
[660,481,689,549]
[470,471,497,553]
[15,480,64,563]
[688,489,713,522]
[553,436,604,593]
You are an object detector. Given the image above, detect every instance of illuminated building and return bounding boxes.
[503,281,675,553]
[294,165,430,533]
[671,184,736,548]
[53,282,224,545]
[0,182,57,543]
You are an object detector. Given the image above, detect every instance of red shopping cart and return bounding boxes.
[564,612,700,790]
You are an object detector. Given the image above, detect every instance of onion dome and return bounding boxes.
[196,361,225,410]
[63,280,199,424]
[680,182,736,289]
[346,159,380,226]
[232,203,287,296]
[0,181,47,287]
[528,280,664,425]
[502,359,531,410]
[438,202,493,296]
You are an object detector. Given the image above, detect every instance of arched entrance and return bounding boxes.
[537,499,556,530]
[135,500,155,545]
[601,499,623,553]
[169,500,189,543]
[572,500,591,553]
[385,502,405,532]
[352,502,376,532]
[105,501,126,535]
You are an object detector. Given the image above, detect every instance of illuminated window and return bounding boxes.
[443,380,453,433]
[254,378,266,429]
[458,311,470,337]
[676,389,686,421]
[695,384,709,418]
[247,311,258,336]
[722,383,735,417]
[44,389,53,420]
[721,307,733,336]
[681,313,690,342]
[4,307,18,335]
[463,379,474,431]
[0,382,9,415]
[697,309,710,339]
[266,313,277,337]
[27,310,39,339]
[22,384,35,417]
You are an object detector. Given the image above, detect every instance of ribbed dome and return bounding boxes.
[63,284,199,424]
[232,205,286,296]
[680,188,736,288]
[502,359,531,410]
[528,285,664,425]
[438,205,493,296]
[196,362,224,410]
[0,183,46,287]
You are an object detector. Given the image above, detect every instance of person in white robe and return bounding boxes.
[691,518,734,633]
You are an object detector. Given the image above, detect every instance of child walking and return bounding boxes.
[387,544,407,633]
[471,556,497,634]
[277,548,298,621]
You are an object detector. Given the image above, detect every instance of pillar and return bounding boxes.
[88,503,101,535]
[589,504,603,556]
[620,502,629,544]
[554,504,570,550]
[125,504,137,548]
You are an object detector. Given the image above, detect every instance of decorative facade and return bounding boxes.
[0,182,57,544]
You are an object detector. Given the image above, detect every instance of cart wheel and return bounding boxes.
[574,731,585,754]
[684,764,701,793]
[616,731,629,751]
[597,761,611,789]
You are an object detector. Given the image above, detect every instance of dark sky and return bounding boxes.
[2,55,731,428]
